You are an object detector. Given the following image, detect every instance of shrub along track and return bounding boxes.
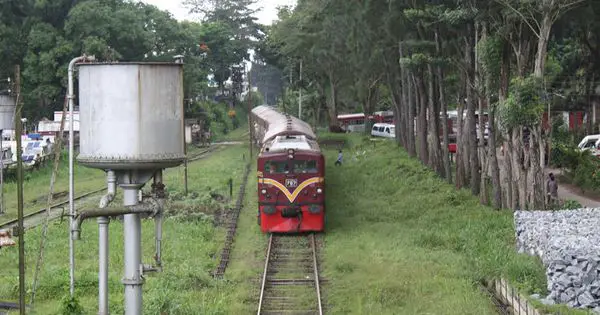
[212,162,251,278]
[257,233,323,315]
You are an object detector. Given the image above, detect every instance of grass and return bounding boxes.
[214,123,249,142]
[0,143,252,314]
[319,135,589,314]
[0,152,106,222]
[1,129,593,314]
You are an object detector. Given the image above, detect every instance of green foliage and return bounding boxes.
[477,35,503,88]
[59,295,85,315]
[0,0,256,123]
[562,199,583,210]
[498,76,545,130]
[186,101,235,137]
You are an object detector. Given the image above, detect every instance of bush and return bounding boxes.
[550,143,581,169]
[562,199,583,210]
[571,151,600,191]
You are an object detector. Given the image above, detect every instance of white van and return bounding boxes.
[371,123,395,138]
[578,134,600,155]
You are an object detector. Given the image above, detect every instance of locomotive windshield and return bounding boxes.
[293,160,318,174]
[264,161,289,174]
[264,160,318,174]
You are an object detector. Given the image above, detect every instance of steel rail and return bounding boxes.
[0,188,106,230]
[257,233,323,315]
[0,145,219,232]
[257,233,273,315]
[310,234,323,315]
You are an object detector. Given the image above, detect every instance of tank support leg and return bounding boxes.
[122,185,144,315]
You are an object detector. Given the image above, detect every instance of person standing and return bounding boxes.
[547,173,558,206]
[335,150,343,166]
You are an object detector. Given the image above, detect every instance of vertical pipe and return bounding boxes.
[68,58,77,297]
[153,170,163,269]
[122,185,143,315]
[123,213,142,315]
[15,64,25,315]
[68,55,94,297]
[0,129,4,215]
[184,157,188,196]
[98,169,115,314]
[97,216,109,315]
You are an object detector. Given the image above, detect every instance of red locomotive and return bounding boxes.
[251,105,325,233]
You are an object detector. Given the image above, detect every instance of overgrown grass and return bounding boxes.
[320,135,587,314]
[0,152,105,222]
[0,143,252,314]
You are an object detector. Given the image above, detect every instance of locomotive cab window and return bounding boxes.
[293,160,318,174]
[264,161,290,174]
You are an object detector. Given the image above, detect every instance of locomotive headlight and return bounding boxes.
[316,188,323,194]
[261,189,267,195]
[263,206,276,215]
[309,204,321,214]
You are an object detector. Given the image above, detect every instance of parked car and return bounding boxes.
[371,123,395,138]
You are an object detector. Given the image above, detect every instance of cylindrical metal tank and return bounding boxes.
[0,95,16,130]
[77,62,185,170]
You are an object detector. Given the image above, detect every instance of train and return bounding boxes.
[250,105,326,233]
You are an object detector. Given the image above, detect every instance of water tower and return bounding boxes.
[0,95,15,214]
[72,61,185,315]
[0,95,16,131]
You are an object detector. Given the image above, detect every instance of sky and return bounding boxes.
[140,0,297,25]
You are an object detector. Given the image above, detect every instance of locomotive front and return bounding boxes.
[251,105,325,233]
[257,139,325,233]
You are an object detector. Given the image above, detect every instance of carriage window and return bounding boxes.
[293,160,318,174]
[264,161,289,174]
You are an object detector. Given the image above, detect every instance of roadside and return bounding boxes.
[544,167,600,208]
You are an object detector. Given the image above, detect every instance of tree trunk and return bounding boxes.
[327,72,339,131]
[500,39,513,209]
[416,74,429,165]
[435,30,452,183]
[488,106,502,209]
[456,95,467,189]
[428,64,443,176]
[534,15,553,78]
[465,26,480,196]
[407,69,416,157]
[476,22,488,204]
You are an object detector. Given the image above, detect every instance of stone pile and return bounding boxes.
[514,209,600,312]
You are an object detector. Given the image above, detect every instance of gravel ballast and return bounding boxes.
[515,209,600,312]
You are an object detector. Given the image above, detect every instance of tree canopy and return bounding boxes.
[262,0,598,211]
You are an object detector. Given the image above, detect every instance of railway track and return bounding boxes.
[0,188,106,231]
[212,163,251,278]
[0,146,220,232]
[257,233,323,315]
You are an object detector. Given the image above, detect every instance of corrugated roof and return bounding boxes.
[251,105,316,143]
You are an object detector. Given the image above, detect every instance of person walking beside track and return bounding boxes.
[547,173,559,207]
[335,150,343,166]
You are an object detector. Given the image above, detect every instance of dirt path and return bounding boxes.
[545,168,600,208]
[494,151,600,208]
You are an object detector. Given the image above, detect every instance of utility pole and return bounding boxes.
[15,64,25,315]
[247,65,253,158]
[298,60,303,119]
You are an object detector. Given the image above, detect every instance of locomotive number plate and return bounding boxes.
[285,178,298,188]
